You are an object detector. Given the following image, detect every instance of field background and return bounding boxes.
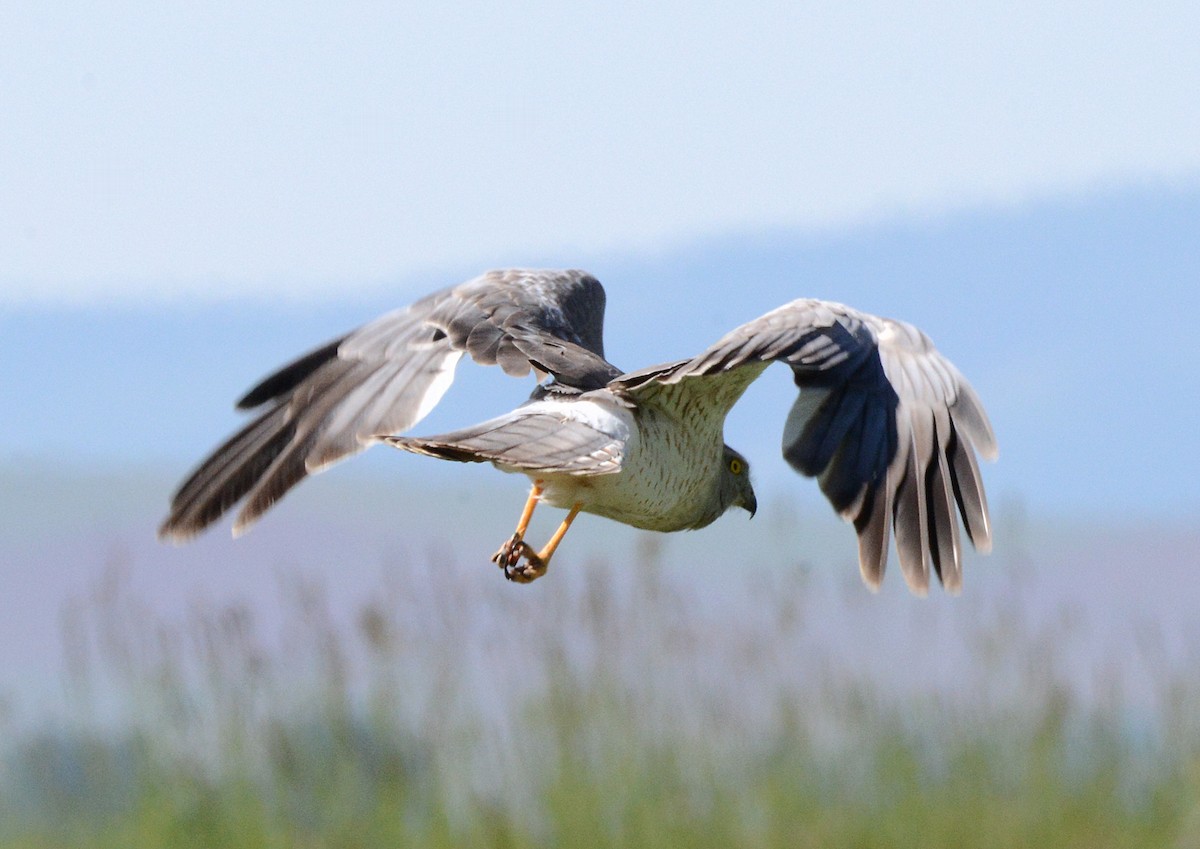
[2,465,1199,847]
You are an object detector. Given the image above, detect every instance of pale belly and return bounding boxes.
[538,407,726,532]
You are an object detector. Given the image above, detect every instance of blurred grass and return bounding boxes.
[2,550,1198,849]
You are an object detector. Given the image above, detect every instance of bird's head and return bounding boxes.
[719,444,757,519]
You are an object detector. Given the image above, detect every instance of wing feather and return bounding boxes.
[893,407,932,595]
[926,409,963,592]
[160,269,619,540]
[947,425,992,552]
[854,478,892,590]
[615,298,996,594]
[165,406,295,536]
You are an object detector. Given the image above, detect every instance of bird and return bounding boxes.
[159,269,997,595]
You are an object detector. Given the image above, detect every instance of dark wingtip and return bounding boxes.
[157,515,198,545]
[236,337,345,409]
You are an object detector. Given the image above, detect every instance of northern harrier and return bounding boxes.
[160,269,997,594]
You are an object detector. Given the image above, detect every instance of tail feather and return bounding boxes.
[385,410,624,476]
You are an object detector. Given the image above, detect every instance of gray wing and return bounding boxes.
[616,299,997,595]
[160,269,621,541]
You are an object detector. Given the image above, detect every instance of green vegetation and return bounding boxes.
[3,556,1198,848]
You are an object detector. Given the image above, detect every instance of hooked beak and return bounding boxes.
[742,490,757,519]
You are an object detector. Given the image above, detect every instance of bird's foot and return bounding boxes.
[491,533,523,570]
[490,534,548,583]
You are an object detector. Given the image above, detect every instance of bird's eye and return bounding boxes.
[729,458,744,475]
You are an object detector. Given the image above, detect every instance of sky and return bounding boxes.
[3,1,1199,304]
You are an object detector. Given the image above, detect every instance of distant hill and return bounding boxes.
[3,183,1197,518]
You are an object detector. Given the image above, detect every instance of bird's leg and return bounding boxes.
[502,504,583,584]
[491,481,543,571]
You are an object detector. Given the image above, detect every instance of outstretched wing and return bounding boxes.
[160,269,620,541]
[616,300,997,595]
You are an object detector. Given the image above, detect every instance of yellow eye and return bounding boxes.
[729,458,744,475]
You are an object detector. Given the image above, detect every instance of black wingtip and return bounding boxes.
[236,337,345,409]
[156,518,191,545]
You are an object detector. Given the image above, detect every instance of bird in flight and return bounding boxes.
[160,269,997,594]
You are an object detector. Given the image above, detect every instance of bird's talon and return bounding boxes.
[491,533,523,569]
[496,539,547,583]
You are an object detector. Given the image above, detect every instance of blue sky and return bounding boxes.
[3,1,1198,303]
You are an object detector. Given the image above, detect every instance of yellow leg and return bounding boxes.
[514,480,544,537]
[533,503,582,566]
[491,481,544,571]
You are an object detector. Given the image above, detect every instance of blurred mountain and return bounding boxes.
[3,183,1197,518]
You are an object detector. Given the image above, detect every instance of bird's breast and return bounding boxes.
[542,405,724,532]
